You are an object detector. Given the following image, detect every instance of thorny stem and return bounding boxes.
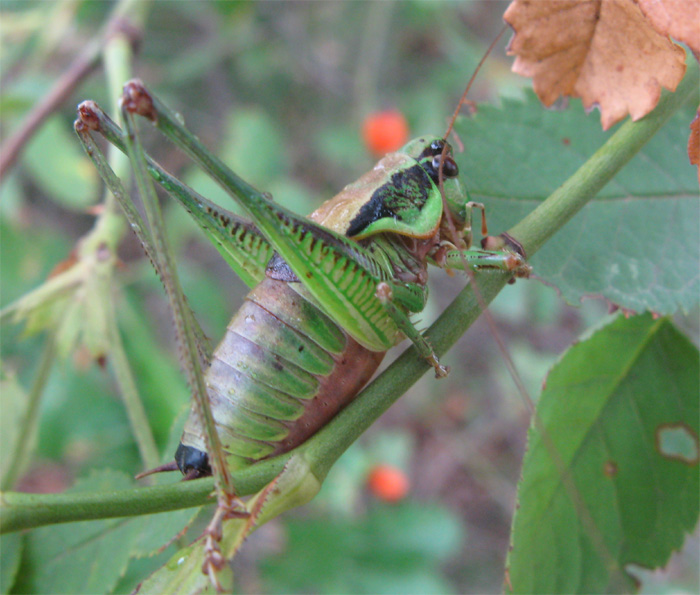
[1,59,698,535]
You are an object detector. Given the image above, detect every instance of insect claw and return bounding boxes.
[200,503,233,588]
[434,363,450,378]
[202,550,226,592]
[483,232,527,260]
[203,549,224,571]
[427,354,450,378]
[225,507,250,520]
[208,522,223,543]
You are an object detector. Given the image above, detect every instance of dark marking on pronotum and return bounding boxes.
[347,165,431,237]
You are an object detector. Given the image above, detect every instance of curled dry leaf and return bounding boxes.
[504,0,687,129]
[637,0,700,55]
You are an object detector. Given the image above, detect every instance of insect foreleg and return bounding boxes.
[375,281,449,378]
[461,201,488,249]
[441,246,532,279]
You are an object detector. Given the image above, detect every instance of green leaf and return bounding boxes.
[14,470,140,594]
[0,217,69,308]
[506,313,699,594]
[0,532,23,594]
[0,370,33,488]
[130,507,202,559]
[261,502,462,593]
[23,115,99,210]
[456,93,699,315]
[135,540,229,595]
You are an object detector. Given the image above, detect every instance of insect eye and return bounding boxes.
[431,155,459,178]
[429,140,445,155]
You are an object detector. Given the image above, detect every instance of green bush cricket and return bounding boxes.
[74,37,531,582]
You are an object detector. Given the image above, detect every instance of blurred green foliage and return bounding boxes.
[1,1,697,593]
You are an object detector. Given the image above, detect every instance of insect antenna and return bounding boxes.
[436,25,616,577]
[437,26,506,260]
[437,24,511,342]
[443,25,508,145]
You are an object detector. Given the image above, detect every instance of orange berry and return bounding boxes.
[367,464,410,502]
[362,110,409,155]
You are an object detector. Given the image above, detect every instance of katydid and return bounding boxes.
[77,81,530,477]
[75,69,530,584]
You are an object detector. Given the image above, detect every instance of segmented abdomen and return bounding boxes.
[177,276,386,474]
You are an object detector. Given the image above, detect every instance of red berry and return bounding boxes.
[362,110,409,155]
[367,464,410,502]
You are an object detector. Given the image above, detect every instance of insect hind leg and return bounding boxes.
[375,281,449,378]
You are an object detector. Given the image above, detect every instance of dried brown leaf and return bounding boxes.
[689,108,700,185]
[637,0,700,54]
[504,0,687,129]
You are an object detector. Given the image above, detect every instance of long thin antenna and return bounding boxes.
[443,25,508,142]
[437,22,532,420]
[437,23,615,579]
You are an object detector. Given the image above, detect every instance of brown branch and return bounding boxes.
[0,16,142,180]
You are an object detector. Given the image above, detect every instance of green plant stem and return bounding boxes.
[107,307,160,470]
[1,60,697,535]
[0,479,215,532]
[102,18,136,218]
[511,57,699,257]
[0,332,56,491]
[306,56,700,480]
